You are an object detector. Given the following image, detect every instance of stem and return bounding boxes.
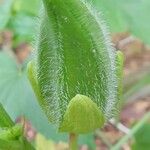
[109,118,130,134]
[111,112,150,150]
[69,133,78,150]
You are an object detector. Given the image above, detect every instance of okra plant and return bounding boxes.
[27,0,124,149]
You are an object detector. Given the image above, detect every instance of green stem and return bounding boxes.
[111,112,150,150]
[69,133,78,150]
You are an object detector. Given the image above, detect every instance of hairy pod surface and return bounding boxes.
[28,0,120,133]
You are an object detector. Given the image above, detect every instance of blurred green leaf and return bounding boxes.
[12,0,40,16]
[121,0,150,45]
[0,103,35,150]
[7,13,37,44]
[0,0,40,44]
[91,0,128,32]
[0,124,22,140]
[0,52,64,139]
[132,123,150,150]
[0,0,13,29]
[0,137,35,150]
[91,0,150,45]
[0,103,14,127]
[0,139,23,150]
[9,0,40,44]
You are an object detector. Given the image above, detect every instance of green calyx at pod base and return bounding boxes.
[27,0,124,134]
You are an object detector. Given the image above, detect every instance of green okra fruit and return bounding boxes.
[28,0,123,134]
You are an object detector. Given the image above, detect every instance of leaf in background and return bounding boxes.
[90,0,128,32]
[0,124,22,140]
[90,0,150,45]
[132,123,150,150]
[9,0,41,44]
[0,103,35,150]
[12,0,40,16]
[0,103,14,127]
[0,139,23,150]
[0,51,67,139]
[7,12,37,44]
[0,0,40,44]
[0,137,35,150]
[0,0,13,29]
[120,0,150,45]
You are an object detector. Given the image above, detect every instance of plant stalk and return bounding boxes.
[69,133,78,150]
